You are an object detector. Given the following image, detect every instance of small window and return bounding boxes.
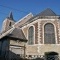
[9,22,11,26]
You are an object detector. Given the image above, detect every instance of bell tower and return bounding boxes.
[2,12,15,33]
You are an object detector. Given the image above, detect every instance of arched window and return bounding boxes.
[28,26,34,45]
[44,23,55,44]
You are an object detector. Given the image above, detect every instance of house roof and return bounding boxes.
[0,27,27,41]
[7,28,27,40]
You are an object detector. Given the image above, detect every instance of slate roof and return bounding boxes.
[7,11,15,21]
[39,8,56,16]
[8,28,27,41]
[0,27,27,41]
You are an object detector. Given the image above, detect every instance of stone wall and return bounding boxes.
[26,44,60,56]
[21,17,60,57]
[9,40,25,59]
[38,44,60,55]
[26,45,38,55]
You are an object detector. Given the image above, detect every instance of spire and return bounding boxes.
[7,11,14,20]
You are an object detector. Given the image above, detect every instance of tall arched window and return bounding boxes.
[28,26,34,45]
[44,23,55,44]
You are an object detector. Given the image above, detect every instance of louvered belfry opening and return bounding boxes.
[44,23,55,44]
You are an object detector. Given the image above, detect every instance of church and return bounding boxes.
[0,8,60,59]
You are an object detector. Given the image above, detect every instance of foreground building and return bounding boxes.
[0,12,27,60]
[0,8,60,59]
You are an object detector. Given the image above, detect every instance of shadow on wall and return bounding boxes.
[0,50,44,60]
[44,51,59,60]
[0,50,24,60]
[0,50,59,60]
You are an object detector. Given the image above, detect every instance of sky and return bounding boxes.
[0,0,60,31]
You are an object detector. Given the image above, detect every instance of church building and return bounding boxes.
[0,8,60,59]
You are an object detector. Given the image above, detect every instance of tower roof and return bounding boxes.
[7,11,14,20]
[39,8,56,16]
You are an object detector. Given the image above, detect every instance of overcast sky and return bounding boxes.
[0,0,60,31]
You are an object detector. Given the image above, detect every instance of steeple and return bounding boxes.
[7,11,14,20]
[1,11,15,32]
